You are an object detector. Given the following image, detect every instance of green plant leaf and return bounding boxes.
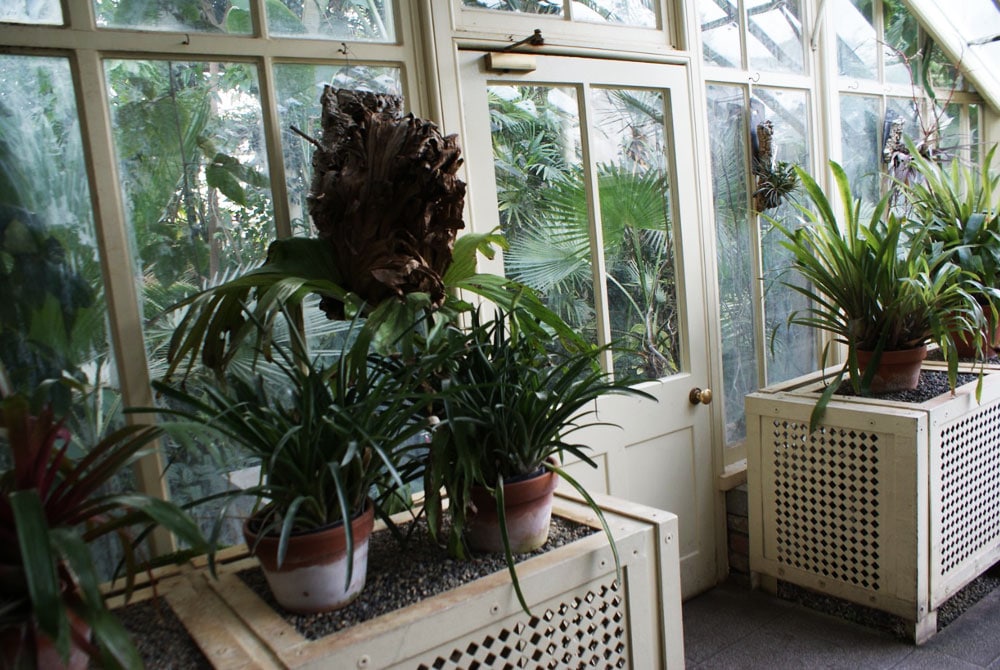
[9,490,64,651]
[205,153,248,206]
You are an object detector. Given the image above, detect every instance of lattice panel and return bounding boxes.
[939,401,1000,574]
[416,582,626,670]
[769,420,882,590]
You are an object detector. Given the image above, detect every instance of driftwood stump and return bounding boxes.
[305,87,466,318]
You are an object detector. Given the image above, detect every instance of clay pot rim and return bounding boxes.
[855,344,928,364]
[243,499,374,542]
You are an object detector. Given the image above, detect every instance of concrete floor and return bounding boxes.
[682,580,1000,669]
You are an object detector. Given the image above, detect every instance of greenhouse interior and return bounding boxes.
[2,0,1000,668]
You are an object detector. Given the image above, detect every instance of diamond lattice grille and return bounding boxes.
[939,401,1000,574]
[416,582,626,669]
[770,420,882,590]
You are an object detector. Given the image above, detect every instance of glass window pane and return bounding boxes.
[754,87,814,385]
[839,94,881,206]
[746,0,804,74]
[699,0,741,68]
[706,84,756,446]
[462,0,563,15]
[1,0,61,25]
[835,0,877,80]
[571,0,657,27]
[105,59,272,540]
[0,55,113,396]
[105,59,273,315]
[267,0,395,42]
[590,87,679,380]
[927,41,961,91]
[273,64,402,237]
[883,0,919,85]
[488,85,595,342]
[935,102,963,160]
[96,0,249,34]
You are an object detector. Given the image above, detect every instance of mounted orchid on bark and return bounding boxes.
[163,88,579,381]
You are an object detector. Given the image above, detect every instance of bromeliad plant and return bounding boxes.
[771,162,987,429]
[422,309,653,611]
[153,314,426,573]
[0,389,209,669]
[905,144,1000,352]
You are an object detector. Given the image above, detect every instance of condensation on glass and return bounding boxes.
[699,0,805,74]
[746,0,804,74]
[882,1,919,85]
[103,58,273,544]
[835,0,878,80]
[94,0,395,41]
[705,84,757,446]
[267,0,395,41]
[463,0,657,27]
[752,87,814,385]
[104,58,273,315]
[0,54,127,579]
[698,0,741,68]
[839,94,881,205]
[0,55,112,396]
[1,0,61,25]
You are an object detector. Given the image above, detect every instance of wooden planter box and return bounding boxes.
[745,363,1000,643]
[110,492,684,669]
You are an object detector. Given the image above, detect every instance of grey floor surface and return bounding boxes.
[682,580,1000,669]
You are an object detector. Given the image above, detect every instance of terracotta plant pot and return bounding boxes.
[243,501,375,614]
[466,465,559,554]
[856,345,928,393]
[954,308,1000,358]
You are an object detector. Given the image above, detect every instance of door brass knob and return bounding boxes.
[689,387,713,405]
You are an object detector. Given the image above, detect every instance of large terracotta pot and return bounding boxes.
[466,465,559,554]
[954,305,1000,358]
[243,501,374,614]
[856,345,928,393]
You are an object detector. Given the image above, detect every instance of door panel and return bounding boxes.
[458,51,720,597]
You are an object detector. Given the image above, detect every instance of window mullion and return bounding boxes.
[578,82,614,371]
[259,56,293,239]
[63,0,94,29]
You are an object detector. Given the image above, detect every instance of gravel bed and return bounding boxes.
[238,516,597,640]
[926,348,1000,365]
[778,562,1000,640]
[107,598,213,669]
[834,370,979,403]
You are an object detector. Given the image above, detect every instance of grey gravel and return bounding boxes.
[835,370,979,403]
[107,598,212,669]
[778,562,1000,640]
[238,516,596,640]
